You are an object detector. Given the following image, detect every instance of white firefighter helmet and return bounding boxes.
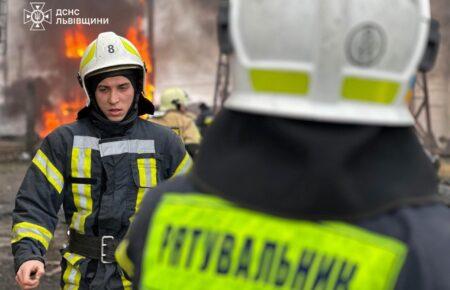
[78,31,146,105]
[225,0,431,126]
[159,87,189,111]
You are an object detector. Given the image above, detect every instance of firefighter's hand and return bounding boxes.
[15,260,45,290]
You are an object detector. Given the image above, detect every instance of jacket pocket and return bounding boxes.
[132,156,159,188]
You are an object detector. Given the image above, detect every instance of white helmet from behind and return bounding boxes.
[225,0,431,126]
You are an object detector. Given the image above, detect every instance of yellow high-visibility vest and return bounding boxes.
[140,193,407,290]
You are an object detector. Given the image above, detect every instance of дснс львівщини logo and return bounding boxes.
[24,2,52,31]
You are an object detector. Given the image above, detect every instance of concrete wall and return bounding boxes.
[153,0,219,105]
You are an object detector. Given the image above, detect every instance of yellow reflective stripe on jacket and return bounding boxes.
[141,194,407,290]
[62,262,81,290]
[63,252,85,265]
[135,187,147,213]
[137,158,157,188]
[121,274,132,290]
[150,158,157,186]
[137,158,148,187]
[132,157,157,222]
[62,252,84,289]
[11,222,53,250]
[172,152,192,177]
[32,149,64,193]
[70,147,93,234]
[116,239,135,278]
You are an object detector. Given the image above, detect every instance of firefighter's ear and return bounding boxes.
[419,18,440,73]
[217,0,233,54]
[77,73,83,87]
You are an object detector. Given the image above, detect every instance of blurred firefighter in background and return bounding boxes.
[116,0,450,289]
[195,102,215,136]
[11,32,192,289]
[149,87,202,158]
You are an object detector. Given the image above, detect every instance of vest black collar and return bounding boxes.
[191,109,441,221]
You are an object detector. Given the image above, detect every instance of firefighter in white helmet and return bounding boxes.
[117,0,450,289]
[150,87,202,158]
[12,31,192,289]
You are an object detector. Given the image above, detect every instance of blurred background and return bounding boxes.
[1,0,220,153]
[0,0,448,288]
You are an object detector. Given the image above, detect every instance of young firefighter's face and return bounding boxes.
[95,76,135,122]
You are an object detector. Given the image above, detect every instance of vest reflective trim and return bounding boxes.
[99,140,155,157]
[73,136,99,150]
[141,194,407,290]
[70,147,93,234]
[32,149,64,194]
[172,152,193,177]
[11,222,53,250]
[137,158,158,188]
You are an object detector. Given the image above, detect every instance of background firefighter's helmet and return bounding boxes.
[78,31,146,105]
[159,87,189,111]
[225,0,431,126]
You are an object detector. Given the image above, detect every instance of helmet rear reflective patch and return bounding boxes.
[249,69,310,95]
[342,77,399,104]
[225,0,429,125]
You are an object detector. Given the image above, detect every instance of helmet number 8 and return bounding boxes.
[108,45,115,53]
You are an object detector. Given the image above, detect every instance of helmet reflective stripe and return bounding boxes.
[250,69,309,95]
[225,0,431,126]
[342,78,400,104]
[79,41,97,72]
[78,31,146,105]
[120,38,141,59]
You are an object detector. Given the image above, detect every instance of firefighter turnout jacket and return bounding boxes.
[12,117,192,289]
[149,110,201,145]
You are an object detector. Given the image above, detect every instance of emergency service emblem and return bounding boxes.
[346,23,386,67]
[23,2,52,31]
